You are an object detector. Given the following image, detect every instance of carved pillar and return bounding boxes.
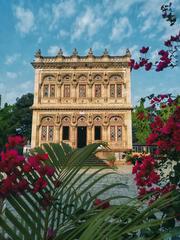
[71,85,76,102]
[103,84,108,102]
[122,125,127,148]
[59,125,62,143]
[102,125,108,143]
[72,74,77,102]
[57,84,62,102]
[31,111,39,148]
[87,125,93,144]
[71,126,76,148]
[55,126,60,143]
[36,125,40,146]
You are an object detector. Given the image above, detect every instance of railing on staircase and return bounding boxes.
[132,145,157,154]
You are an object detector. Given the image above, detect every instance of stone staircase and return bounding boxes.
[84,154,109,166]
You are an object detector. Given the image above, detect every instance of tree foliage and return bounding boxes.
[0,93,33,150]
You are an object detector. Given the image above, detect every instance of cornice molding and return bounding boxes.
[31,61,130,69]
[31,105,133,111]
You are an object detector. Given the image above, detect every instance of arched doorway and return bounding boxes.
[77,116,87,148]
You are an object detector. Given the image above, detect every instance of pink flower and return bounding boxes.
[164,40,172,47]
[8,135,26,147]
[44,166,55,177]
[140,47,149,54]
[133,63,140,70]
[93,198,110,209]
[145,62,152,71]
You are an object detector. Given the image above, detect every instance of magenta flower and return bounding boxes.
[140,47,149,54]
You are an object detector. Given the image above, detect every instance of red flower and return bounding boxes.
[28,156,40,168]
[33,177,47,193]
[129,59,135,68]
[35,154,49,161]
[8,135,26,147]
[18,179,29,191]
[133,63,140,70]
[164,40,172,47]
[140,47,149,54]
[145,62,152,71]
[93,198,110,209]
[139,58,148,67]
[23,163,32,173]
[44,166,55,177]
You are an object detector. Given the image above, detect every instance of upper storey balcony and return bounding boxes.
[31,48,132,109]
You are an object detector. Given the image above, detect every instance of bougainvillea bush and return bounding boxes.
[132,95,180,228]
[1,136,180,239]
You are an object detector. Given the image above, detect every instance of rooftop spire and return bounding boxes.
[35,49,41,58]
[126,48,131,57]
[103,48,109,56]
[57,48,63,57]
[87,48,93,56]
[72,48,78,56]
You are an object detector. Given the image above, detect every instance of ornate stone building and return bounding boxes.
[31,48,132,153]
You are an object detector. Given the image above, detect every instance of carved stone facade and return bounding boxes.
[31,48,132,151]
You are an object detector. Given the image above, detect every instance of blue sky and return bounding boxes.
[0,0,179,106]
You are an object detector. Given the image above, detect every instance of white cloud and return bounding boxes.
[150,49,159,62]
[14,6,35,34]
[47,46,60,56]
[19,81,33,91]
[103,0,143,15]
[138,0,180,39]
[5,54,20,65]
[110,17,132,41]
[91,42,110,53]
[50,0,76,30]
[58,29,69,38]
[37,36,42,44]
[6,72,18,79]
[72,7,105,40]
[129,45,140,59]
[0,81,34,105]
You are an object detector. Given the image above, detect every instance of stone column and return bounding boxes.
[87,125,93,144]
[72,85,77,102]
[55,126,60,143]
[103,84,108,102]
[31,111,39,148]
[102,125,108,143]
[126,111,132,149]
[59,125,62,143]
[71,126,76,148]
[33,69,41,105]
[57,84,62,102]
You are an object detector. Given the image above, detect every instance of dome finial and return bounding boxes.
[126,48,131,57]
[72,48,78,56]
[35,49,41,58]
[57,48,63,57]
[88,48,93,56]
[103,48,109,56]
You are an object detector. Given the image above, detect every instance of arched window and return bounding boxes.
[42,75,56,98]
[79,84,86,97]
[95,84,101,97]
[109,116,123,142]
[41,117,54,142]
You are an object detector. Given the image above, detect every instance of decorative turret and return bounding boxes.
[72,48,78,57]
[57,48,63,57]
[103,48,109,57]
[35,49,42,58]
[87,48,93,57]
[126,48,131,57]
